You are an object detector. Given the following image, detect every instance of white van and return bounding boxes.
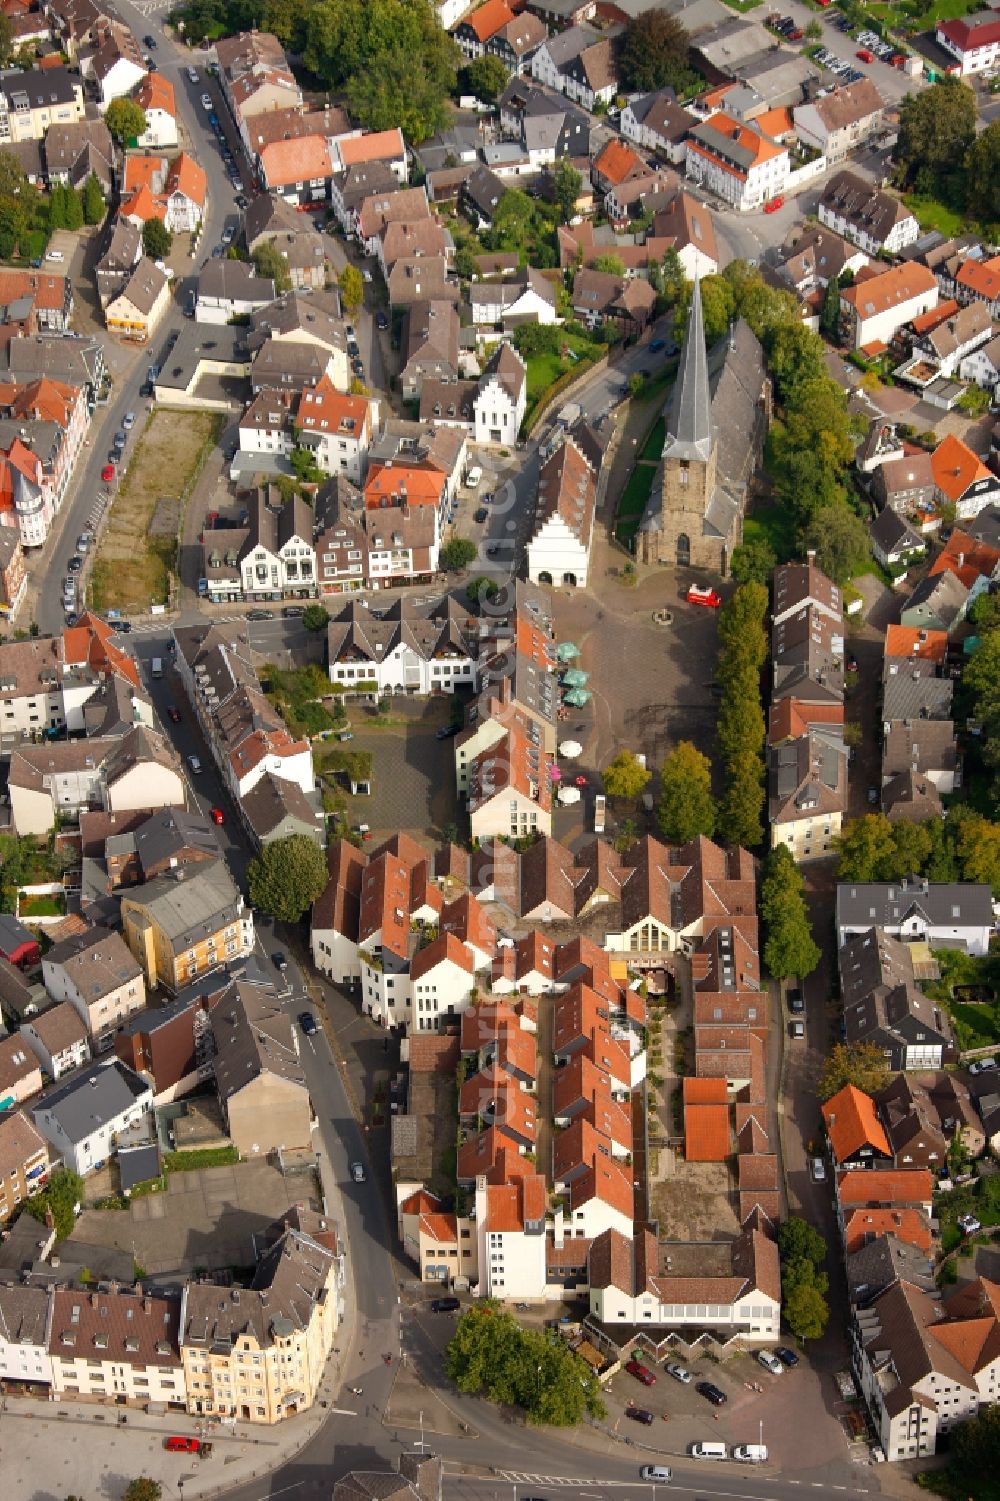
[45,249,65,263]
[690,1442,728,1460]
[151,658,163,680]
[640,1466,673,1481]
[465,465,483,490]
[732,1444,768,1464]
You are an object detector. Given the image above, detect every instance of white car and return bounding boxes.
[187,66,199,83]
[810,1156,827,1182]
[757,1350,784,1376]
[221,226,234,245]
[958,1214,982,1234]
[187,754,202,773]
[665,1361,692,1384]
[201,93,213,109]
[970,1058,998,1075]
[350,1162,366,1183]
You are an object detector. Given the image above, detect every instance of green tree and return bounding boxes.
[766,322,827,405]
[0,147,25,201]
[123,1481,162,1501]
[453,242,478,281]
[593,253,626,276]
[105,97,148,148]
[440,536,477,571]
[784,1278,830,1342]
[717,750,765,850]
[804,503,870,585]
[290,446,323,483]
[957,814,1000,896]
[628,371,644,398]
[717,581,769,666]
[253,237,292,293]
[82,172,105,226]
[760,845,820,980]
[602,749,651,802]
[63,184,83,231]
[896,75,976,191]
[0,12,13,65]
[550,157,582,224]
[466,575,499,603]
[820,274,842,339]
[819,1042,891,1102]
[27,1168,85,1240]
[835,814,898,881]
[142,217,172,259]
[302,603,330,632]
[889,818,934,878]
[261,0,312,51]
[657,740,716,843]
[777,1215,827,1269]
[730,535,777,585]
[966,121,1000,223]
[659,245,685,306]
[447,1303,605,1425]
[247,833,329,921]
[513,321,561,358]
[47,182,67,230]
[338,263,364,313]
[947,1403,1000,1496]
[465,54,509,103]
[618,6,693,93]
[672,273,735,346]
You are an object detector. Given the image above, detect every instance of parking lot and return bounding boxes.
[328,697,460,843]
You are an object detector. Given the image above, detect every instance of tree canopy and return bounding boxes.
[338,263,364,313]
[464,54,508,104]
[105,97,148,147]
[657,741,716,844]
[819,1042,891,1103]
[760,845,820,980]
[602,749,651,802]
[966,120,1000,226]
[803,502,870,585]
[550,158,582,224]
[304,0,460,143]
[142,217,172,260]
[715,584,768,849]
[27,1168,85,1241]
[777,1215,830,1342]
[730,536,777,586]
[447,1303,605,1425]
[253,238,292,293]
[247,834,328,922]
[618,7,700,95]
[895,76,976,196]
[440,536,477,571]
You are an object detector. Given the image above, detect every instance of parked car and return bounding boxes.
[273,951,287,972]
[625,1405,654,1425]
[187,754,202,773]
[626,1359,656,1386]
[165,1437,200,1453]
[166,705,181,722]
[970,1057,998,1074]
[101,463,115,481]
[775,1346,800,1367]
[431,1296,460,1312]
[665,1361,692,1384]
[299,1012,318,1036]
[474,507,488,523]
[282,605,305,617]
[376,310,389,330]
[958,1213,982,1234]
[696,1380,727,1406]
[123,411,136,430]
[210,807,224,826]
[687,584,722,608]
[810,1156,827,1182]
[247,608,274,620]
[757,1350,784,1376]
[436,723,460,740]
[790,1020,805,1040]
[201,93,213,108]
[857,47,873,60]
[764,195,784,213]
[787,987,804,1013]
[187,66,199,83]
[350,1162,366,1183]
[67,555,82,572]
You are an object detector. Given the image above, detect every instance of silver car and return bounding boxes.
[665,1361,692,1384]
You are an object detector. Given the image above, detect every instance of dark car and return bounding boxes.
[166,705,182,723]
[436,723,460,740]
[775,1346,800,1367]
[431,1296,460,1313]
[299,1012,318,1036]
[247,608,274,621]
[273,951,287,972]
[351,359,365,378]
[787,988,804,1014]
[144,34,157,48]
[115,620,132,634]
[486,543,500,557]
[474,507,488,523]
[697,1380,728,1406]
[67,555,83,572]
[376,310,389,330]
[625,1405,654,1425]
[282,605,305,617]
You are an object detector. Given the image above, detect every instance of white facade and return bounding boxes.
[32,1066,154,1176]
[311,926,360,987]
[240,535,318,600]
[685,127,789,213]
[411,953,476,1034]
[21,1015,90,1079]
[470,284,557,326]
[0,1320,51,1387]
[232,740,315,802]
[105,759,186,817]
[469,783,552,841]
[527,512,591,589]
[935,18,1000,74]
[843,280,939,351]
[49,1344,185,1407]
[620,101,688,164]
[793,99,883,162]
[41,956,146,1051]
[960,336,1000,389]
[474,372,526,447]
[328,637,476,694]
[136,107,177,150]
[590,1275,780,1338]
[818,199,919,257]
[96,58,146,109]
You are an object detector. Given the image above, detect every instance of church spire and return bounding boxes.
[663,275,714,463]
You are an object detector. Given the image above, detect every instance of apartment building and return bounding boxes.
[119,859,254,992]
[47,1286,185,1408]
[32,1058,153,1176]
[22,1000,90,1079]
[685,112,789,212]
[0,1108,49,1224]
[42,925,146,1051]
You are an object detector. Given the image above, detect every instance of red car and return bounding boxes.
[686,584,722,608]
[626,1358,656,1386]
[165,1436,200,1453]
[101,463,115,482]
[763,195,784,213]
[857,48,873,61]
[166,705,181,723]
[210,807,224,826]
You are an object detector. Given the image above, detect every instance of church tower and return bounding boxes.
[658,277,718,568]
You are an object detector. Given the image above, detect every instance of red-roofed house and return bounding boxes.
[931,432,1000,519]
[840,262,938,349]
[684,1075,731,1161]
[685,112,789,212]
[296,380,376,482]
[884,625,948,665]
[822,1084,893,1168]
[259,135,333,203]
[929,529,1000,591]
[410,931,477,1032]
[455,0,516,58]
[164,153,206,231]
[936,10,1000,74]
[955,256,1000,318]
[134,71,177,148]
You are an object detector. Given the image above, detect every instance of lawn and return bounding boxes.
[89,409,222,613]
[522,332,605,432]
[640,417,665,464]
[615,460,658,548]
[903,193,968,237]
[163,1146,239,1171]
[861,0,981,26]
[743,501,798,564]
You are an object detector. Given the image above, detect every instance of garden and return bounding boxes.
[926,948,1000,1052]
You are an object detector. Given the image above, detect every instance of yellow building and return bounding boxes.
[119,859,254,992]
[180,1216,342,1425]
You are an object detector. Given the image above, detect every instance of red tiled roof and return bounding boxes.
[685,1101,731,1161]
[929,528,1000,590]
[931,432,994,503]
[463,0,515,43]
[843,1207,933,1255]
[884,625,948,663]
[836,1167,933,1208]
[822,1084,890,1164]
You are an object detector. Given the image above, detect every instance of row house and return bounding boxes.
[47,1286,185,1408]
[0,66,84,145]
[172,619,315,804]
[0,375,89,517]
[7,725,185,838]
[531,25,618,111]
[244,100,351,181]
[0,526,25,618]
[954,256,1000,320]
[620,90,696,165]
[134,70,177,150]
[215,31,303,142]
[0,268,72,333]
[497,77,590,167]
[237,487,316,600]
[487,12,547,75]
[841,263,939,353]
[455,0,518,58]
[119,858,254,993]
[41,923,146,1054]
[0,1109,49,1224]
[356,185,431,259]
[685,112,788,213]
[526,434,597,590]
[259,133,333,206]
[326,594,478,695]
[32,1057,153,1175]
[0,613,148,748]
[839,927,955,1071]
[835,877,993,955]
[243,194,328,291]
[792,78,884,162]
[88,21,146,109]
[819,170,919,256]
[466,719,553,841]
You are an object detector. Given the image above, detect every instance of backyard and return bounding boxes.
[926,948,1000,1051]
[523,330,608,433]
[89,409,222,613]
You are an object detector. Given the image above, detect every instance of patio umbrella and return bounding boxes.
[564,687,592,707]
[556,642,580,661]
[557,786,581,805]
[549,763,562,781]
[558,739,583,759]
[561,668,590,688]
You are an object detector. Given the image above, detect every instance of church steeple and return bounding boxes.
[663,275,715,464]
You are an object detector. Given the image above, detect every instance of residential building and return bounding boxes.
[22,1000,90,1080]
[531,25,618,110]
[259,134,333,204]
[119,859,253,992]
[777,223,869,294]
[295,381,375,483]
[44,119,114,195]
[0,1034,42,1110]
[911,300,993,379]
[0,1109,49,1223]
[840,927,955,1070]
[621,90,696,164]
[961,331,1000,390]
[474,343,526,447]
[935,9,1000,74]
[0,67,84,144]
[134,71,177,149]
[89,21,147,109]
[571,266,656,334]
[768,729,847,862]
[498,76,590,166]
[488,11,548,73]
[210,978,311,1157]
[870,508,926,572]
[835,879,993,955]
[326,595,478,695]
[243,194,328,290]
[0,525,25,617]
[875,450,937,515]
[181,1219,341,1424]
[105,257,169,343]
[931,432,1000,520]
[899,569,969,634]
[467,722,553,841]
[819,171,919,256]
[469,265,558,329]
[792,78,884,161]
[196,260,275,325]
[456,0,517,59]
[47,1286,185,1408]
[31,1058,153,1176]
[237,488,316,600]
[955,256,1000,319]
[401,300,460,401]
[95,219,143,308]
[651,190,719,280]
[42,925,146,1052]
[822,1083,893,1170]
[685,111,788,212]
[241,772,325,849]
[840,263,938,352]
[638,277,769,574]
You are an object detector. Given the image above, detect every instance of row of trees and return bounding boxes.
[760,845,820,982]
[447,1303,605,1426]
[895,76,1000,227]
[963,590,1000,816]
[715,582,768,849]
[835,806,1000,895]
[0,148,105,259]
[777,1217,830,1343]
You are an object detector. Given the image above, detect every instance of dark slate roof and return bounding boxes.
[664,276,713,463]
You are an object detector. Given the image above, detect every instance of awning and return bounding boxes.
[556,642,580,661]
[564,688,592,707]
[561,668,590,687]
[559,740,583,758]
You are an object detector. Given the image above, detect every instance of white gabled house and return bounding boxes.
[473,343,526,446]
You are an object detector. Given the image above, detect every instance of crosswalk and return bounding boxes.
[130,0,173,15]
[498,1474,627,1489]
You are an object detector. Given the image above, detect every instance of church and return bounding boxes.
[638,279,770,575]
